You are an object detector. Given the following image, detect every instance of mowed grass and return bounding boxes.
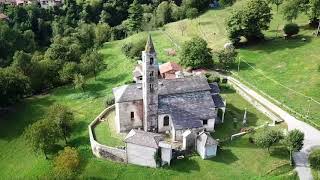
[162,0,320,127]
[0,29,296,179]
[313,168,320,180]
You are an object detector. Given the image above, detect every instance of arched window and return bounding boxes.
[150,58,154,65]
[163,115,169,126]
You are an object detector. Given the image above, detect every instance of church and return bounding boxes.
[112,35,226,167]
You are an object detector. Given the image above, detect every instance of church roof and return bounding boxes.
[158,75,211,95]
[113,84,142,103]
[124,129,164,148]
[145,34,156,53]
[212,94,225,108]
[159,62,182,74]
[197,132,218,146]
[113,76,211,103]
[209,82,220,94]
[158,91,216,130]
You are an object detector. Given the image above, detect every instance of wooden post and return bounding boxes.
[317,21,320,36]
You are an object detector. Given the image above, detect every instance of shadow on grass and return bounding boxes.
[169,158,200,173]
[0,97,55,140]
[214,103,259,140]
[270,145,289,160]
[239,35,313,54]
[209,148,239,164]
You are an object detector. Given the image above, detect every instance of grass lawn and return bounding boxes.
[161,0,320,128]
[0,29,297,179]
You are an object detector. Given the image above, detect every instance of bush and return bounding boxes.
[207,75,220,83]
[216,48,238,71]
[105,96,115,107]
[121,39,147,59]
[54,147,80,179]
[309,149,320,170]
[220,0,235,7]
[186,8,198,19]
[283,23,300,37]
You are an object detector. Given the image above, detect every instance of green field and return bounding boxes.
[160,0,320,128]
[0,29,298,179]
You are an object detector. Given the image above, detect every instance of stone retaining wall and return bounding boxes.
[88,105,127,163]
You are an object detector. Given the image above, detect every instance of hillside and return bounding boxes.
[161,0,320,128]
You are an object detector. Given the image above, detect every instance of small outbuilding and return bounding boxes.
[159,62,182,79]
[124,129,164,168]
[196,132,218,159]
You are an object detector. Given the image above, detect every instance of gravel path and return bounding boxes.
[228,77,320,180]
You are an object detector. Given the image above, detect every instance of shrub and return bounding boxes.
[207,75,220,83]
[186,8,198,19]
[283,23,300,37]
[121,39,147,59]
[220,0,236,7]
[309,149,320,170]
[105,96,115,107]
[54,147,80,179]
[216,48,238,71]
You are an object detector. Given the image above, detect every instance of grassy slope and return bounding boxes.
[0,30,296,179]
[162,0,320,127]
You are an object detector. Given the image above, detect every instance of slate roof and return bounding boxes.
[145,34,156,54]
[158,91,216,129]
[209,82,220,94]
[158,75,210,95]
[159,62,182,74]
[113,84,143,103]
[197,132,218,146]
[212,94,225,108]
[113,76,211,103]
[124,129,164,148]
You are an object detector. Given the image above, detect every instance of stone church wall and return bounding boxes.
[89,105,127,163]
[115,100,144,133]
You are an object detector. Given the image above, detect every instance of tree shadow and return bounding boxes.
[209,148,239,164]
[239,34,313,54]
[0,96,55,140]
[168,157,200,173]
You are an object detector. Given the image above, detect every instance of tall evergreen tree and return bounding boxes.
[127,0,143,33]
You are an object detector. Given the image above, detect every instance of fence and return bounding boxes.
[88,105,127,163]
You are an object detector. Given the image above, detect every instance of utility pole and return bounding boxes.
[238,57,241,72]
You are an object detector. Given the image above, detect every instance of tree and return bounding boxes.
[99,10,111,24]
[94,23,111,46]
[80,49,105,79]
[186,8,198,19]
[59,62,79,83]
[216,48,238,71]
[267,0,283,13]
[179,37,213,68]
[177,21,187,36]
[0,67,30,107]
[24,120,60,159]
[309,149,320,170]
[283,129,304,165]
[73,74,86,92]
[11,51,32,75]
[54,147,80,179]
[127,0,143,33]
[226,0,272,44]
[155,1,173,27]
[254,128,284,152]
[47,104,74,144]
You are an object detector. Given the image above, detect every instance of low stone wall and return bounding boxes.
[88,105,127,163]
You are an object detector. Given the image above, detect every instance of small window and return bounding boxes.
[150,58,154,65]
[150,71,154,77]
[163,116,169,126]
[150,84,154,92]
[203,119,208,125]
[130,112,134,120]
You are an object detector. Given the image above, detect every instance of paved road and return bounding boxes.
[228,77,320,180]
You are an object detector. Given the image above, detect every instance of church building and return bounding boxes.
[113,35,225,143]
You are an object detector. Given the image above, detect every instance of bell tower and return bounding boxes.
[142,35,158,132]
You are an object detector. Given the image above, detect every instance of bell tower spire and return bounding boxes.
[142,34,159,132]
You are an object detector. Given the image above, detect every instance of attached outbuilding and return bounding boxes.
[124,129,164,168]
[196,132,218,159]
